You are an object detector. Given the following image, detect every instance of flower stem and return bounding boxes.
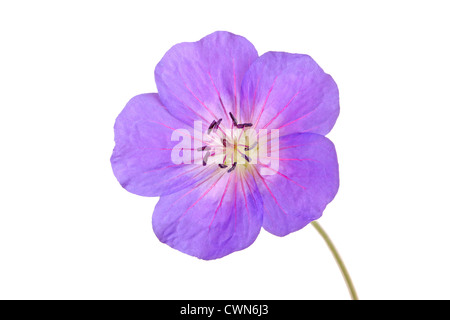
[311,221,358,300]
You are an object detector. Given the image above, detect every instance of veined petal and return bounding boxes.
[152,171,263,260]
[255,133,339,236]
[155,31,258,129]
[111,93,215,197]
[240,52,339,135]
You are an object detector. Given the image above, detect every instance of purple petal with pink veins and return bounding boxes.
[255,133,339,237]
[155,31,258,129]
[240,52,339,136]
[152,171,263,260]
[111,93,217,197]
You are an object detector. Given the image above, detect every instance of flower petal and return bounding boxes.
[111,93,216,197]
[152,171,263,260]
[155,31,258,129]
[255,133,339,236]
[240,52,339,135]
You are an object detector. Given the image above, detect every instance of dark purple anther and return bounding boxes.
[229,112,238,126]
[227,162,237,173]
[207,120,217,134]
[244,142,257,151]
[242,154,251,163]
[202,151,211,166]
[222,139,227,147]
[197,146,211,151]
[218,164,228,169]
[213,118,222,131]
[236,122,252,129]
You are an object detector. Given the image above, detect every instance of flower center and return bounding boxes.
[200,113,257,172]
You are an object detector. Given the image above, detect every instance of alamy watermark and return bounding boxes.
[170,121,279,175]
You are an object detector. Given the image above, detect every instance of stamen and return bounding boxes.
[213,118,222,131]
[236,122,252,129]
[207,120,217,134]
[222,139,227,147]
[244,142,257,151]
[202,151,211,166]
[227,162,237,173]
[242,154,251,163]
[197,146,211,151]
[218,164,228,169]
[229,112,238,126]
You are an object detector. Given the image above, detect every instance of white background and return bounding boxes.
[1,0,449,300]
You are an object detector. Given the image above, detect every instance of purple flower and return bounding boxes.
[111,31,339,260]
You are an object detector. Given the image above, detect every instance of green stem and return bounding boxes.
[311,221,358,300]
